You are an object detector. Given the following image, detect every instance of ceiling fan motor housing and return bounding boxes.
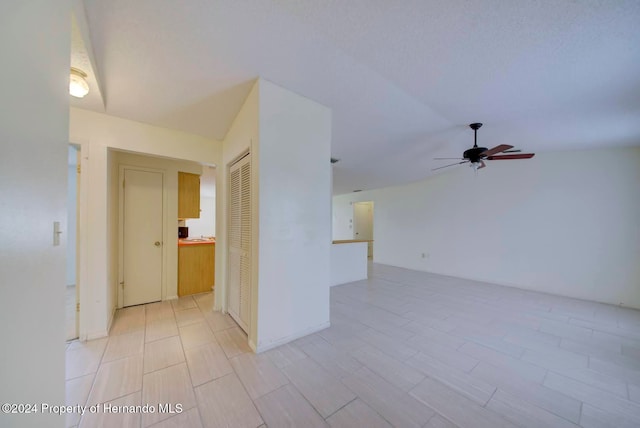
[463,146,487,163]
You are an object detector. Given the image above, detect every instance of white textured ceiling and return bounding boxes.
[79,0,640,193]
[70,12,104,112]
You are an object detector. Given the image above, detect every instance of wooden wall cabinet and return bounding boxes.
[178,172,200,218]
[178,243,215,296]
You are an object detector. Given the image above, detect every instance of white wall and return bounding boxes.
[0,1,69,426]
[256,79,332,351]
[69,108,221,339]
[333,147,640,309]
[331,243,368,286]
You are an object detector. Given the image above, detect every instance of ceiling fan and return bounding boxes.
[433,123,535,171]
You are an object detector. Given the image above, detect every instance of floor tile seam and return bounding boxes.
[543,362,633,399]
[487,385,583,426]
[368,341,426,369]
[174,327,205,375]
[502,331,563,349]
[321,395,358,421]
[351,351,427,392]
[176,318,207,329]
[445,330,511,351]
[246,380,299,424]
[145,313,178,324]
[142,357,187,376]
[172,306,198,315]
[487,387,583,427]
[88,338,111,370]
[282,359,355,418]
[189,369,231,389]
[546,370,640,408]
[109,325,146,337]
[144,332,180,345]
[482,385,498,408]
[247,387,280,426]
[406,387,446,427]
[408,377,500,426]
[184,313,221,337]
[66,370,99,422]
[586,326,640,344]
[144,318,178,328]
[576,399,640,426]
[101,347,145,365]
[408,357,496,401]
[84,386,143,418]
[228,352,290,399]
[100,334,146,365]
[521,346,592,369]
[353,296,422,324]
[65,370,99,382]
[568,315,622,329]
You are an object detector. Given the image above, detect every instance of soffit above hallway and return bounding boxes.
[70,9,105,112]
[78,0,640,193]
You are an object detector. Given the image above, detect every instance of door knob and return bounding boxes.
[154,241,161,247]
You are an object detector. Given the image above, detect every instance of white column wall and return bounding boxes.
[0,2,70,426]
[255,79,332,351]
[219,82,260,346]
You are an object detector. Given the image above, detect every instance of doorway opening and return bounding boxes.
[353,201,374,259]
[66,145,80,341]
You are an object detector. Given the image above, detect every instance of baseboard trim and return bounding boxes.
[254,321,331,353]
[165,295,178,301]
[85,330,109,341]
[380,262,640,311]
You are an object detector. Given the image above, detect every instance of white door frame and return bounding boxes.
[118,165,168,308]
[75,140,89,341]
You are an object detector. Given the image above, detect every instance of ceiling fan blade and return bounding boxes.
[478,160,486,169]
[432,161,468,171]
[502,149,521,153]
[486,153,535,160]
[481,144,514,157]
[433,157,465,160]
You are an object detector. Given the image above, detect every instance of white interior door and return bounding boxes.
[227,153,251,332]
[353,201,373,240]
[123,169,163,306]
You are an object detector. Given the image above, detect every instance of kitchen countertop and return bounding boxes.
[178,238,216,246]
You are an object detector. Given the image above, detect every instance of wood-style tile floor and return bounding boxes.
[65,264,640,427]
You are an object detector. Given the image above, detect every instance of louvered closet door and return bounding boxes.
[227,153,251,332]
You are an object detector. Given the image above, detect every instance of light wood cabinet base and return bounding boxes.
[178,243,215,296]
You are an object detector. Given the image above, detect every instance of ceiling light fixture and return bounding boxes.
[69,67,89,98]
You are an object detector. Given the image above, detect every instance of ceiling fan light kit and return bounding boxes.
[433,122,535,172]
